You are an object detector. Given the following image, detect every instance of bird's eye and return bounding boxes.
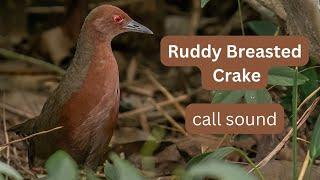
[112,15,124,24]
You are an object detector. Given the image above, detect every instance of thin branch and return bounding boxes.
[189,0,201,35]
[0,126,63,149]
[149,99,188,136]
[298,151,310,180]
[119,94,189,119]
[2,91,10,165]
[0,48,65,75]
[298,85,320,111]
[249,97,320,173]
[0,102,34,119]
[145,69,186,118]
[237,0,245,35]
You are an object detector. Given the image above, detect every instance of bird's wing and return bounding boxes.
[33,58,90,131]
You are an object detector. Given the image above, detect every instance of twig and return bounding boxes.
[126,57,137,83]
[299,66,320,73]
[189,0,201,35]
[155,124,180,132]
[218,7,247,35]
[249,97,320,173]
[243,0,275,21]
[0,48,65,75]
[2,92,10,165]
[139,113,150,133]
[0,126,63,149]
[26,1,146,14]
[136,100,150,133]
[9,155,36,178]
[126,85,154,97]
[0,102,34,119]
[298,85,320,111]
[237,0,245,35]
[297,137,310,144]
[216,134,228,149]
[149,99,187,136]
[298,151,310,180]
[119,94,189,119]
[145,69,186,118]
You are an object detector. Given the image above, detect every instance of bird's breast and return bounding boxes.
[60,52,120,154]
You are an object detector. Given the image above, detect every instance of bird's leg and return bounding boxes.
[84,133,112,170]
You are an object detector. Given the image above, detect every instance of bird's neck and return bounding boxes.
[65,26,118,92]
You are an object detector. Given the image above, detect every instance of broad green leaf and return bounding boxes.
[268,67,309,86]
[300,68,319,99]
[187,147,235,169]
[109,153,144,180]
[45,150,78,180]
[186,147,263,179]
[0,161,22,180]
[201,0,211,8]
[183,160,256,180]
[245,89,272,104]
[247,20,277,35]
[212,90,245,103]
[104,160,118,180]
[310,115,320,160]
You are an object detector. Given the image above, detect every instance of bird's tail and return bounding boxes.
[8,118,37,136]
[8,118,38,167]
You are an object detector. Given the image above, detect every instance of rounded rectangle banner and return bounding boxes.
[185,104,284,134]
[161,36,309,90]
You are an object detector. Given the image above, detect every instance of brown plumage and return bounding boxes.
[10,5,153,169]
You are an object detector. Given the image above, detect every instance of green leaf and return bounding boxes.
[104,160,118,180]
[186,147,264,179]
[300,68,319,99]
[245,89,272,104]
[186,151,212,169]
[184,160,255,180]
[201,147,235,162]
[45,150,78,180]
[247,20,277,35]
[201,0,211,8]
[268,67,309,86]
[0,161,23,180]
[212,90,245,103]
[310,115,320,160]
[187,147,236,169]
[109,153,144,180]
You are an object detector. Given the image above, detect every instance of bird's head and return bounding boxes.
[86,5,153,40]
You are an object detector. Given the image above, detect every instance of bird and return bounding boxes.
[9,4,153,169]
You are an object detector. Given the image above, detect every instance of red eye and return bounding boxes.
[113,15,124,24]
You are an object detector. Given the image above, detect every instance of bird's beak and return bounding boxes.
[125,20,153,34]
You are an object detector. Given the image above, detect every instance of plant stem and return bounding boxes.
[292,66,299,179]
[307,157,314,180]
[235,149,264,180]
[237,0,245,35]
[0,48,65,75]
